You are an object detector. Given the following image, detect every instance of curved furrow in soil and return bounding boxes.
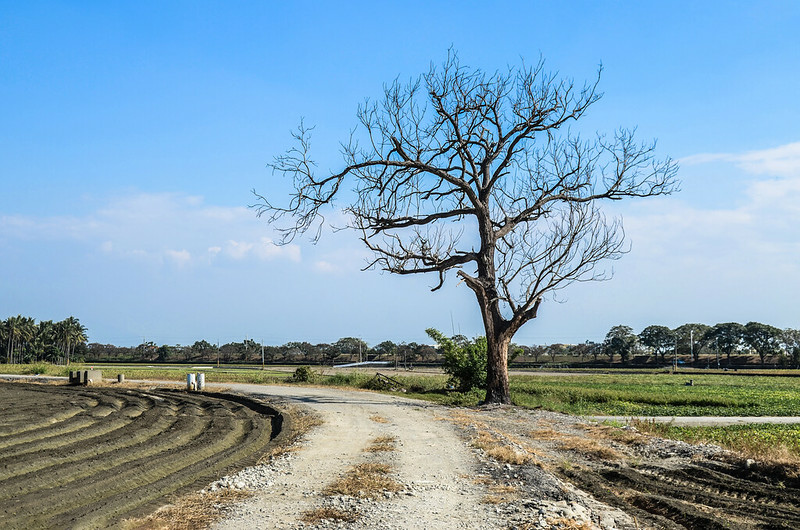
[52,413,276,529]
[0,402,86,437]
[0,402,211,501]
[0,391,165,463]
[0,390,128,449]
[0,399,179,479]
[0,383,285,530]
[0,415,98,450]
[5,396,261,527]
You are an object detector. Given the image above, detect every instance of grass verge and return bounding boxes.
[630,419,800,466]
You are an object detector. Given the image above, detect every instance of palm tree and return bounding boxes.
[18,316,36,363]
[3,315,23,364]
[34,320,56,362]
[56,316,87,365]
[0,318,8,363]
[69,318,88,364]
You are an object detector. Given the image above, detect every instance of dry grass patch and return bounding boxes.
[557,437,623,461]
[324,463,403,499]
[530,424,624,461]
[473,430,533,465]
[545,516,594,530]
[122,489,250,530]
[582,423,643,445]
[483,484,519,504]
[370,414,390,423]
[527,427,563,441]
[300,506,359,524]
[449,411,539,466]
[629,418,800,470]
[365,435,397,453]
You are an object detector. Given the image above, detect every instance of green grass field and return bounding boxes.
[5,364,800,417]
[509,373,800,416]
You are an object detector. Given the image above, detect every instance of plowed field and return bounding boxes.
[0,382,284,529]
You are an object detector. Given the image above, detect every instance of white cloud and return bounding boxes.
[313,260,337,273]
[680,141,800,178]
[623,142,800,289]
[254,237,301,262]
[220,237,300,262]
[0,192,303,267]
[165,249,192,266]
[225,240,255,260]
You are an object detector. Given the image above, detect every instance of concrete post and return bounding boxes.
[117,374,125,383]
[187,373,196,391]
[196,373,205,391]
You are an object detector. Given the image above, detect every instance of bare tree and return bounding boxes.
[255,51,678,404]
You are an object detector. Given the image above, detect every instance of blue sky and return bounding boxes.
[1,1,799,346]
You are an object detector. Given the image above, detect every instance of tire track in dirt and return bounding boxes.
[552,426,800,529]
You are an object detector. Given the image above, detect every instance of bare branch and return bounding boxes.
[254,50,679,403]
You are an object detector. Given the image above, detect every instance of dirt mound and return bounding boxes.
[0,382,285,529]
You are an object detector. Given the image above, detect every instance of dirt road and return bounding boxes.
[214,384,505,529]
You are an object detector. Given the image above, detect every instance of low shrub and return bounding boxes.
[292,365,317,383]
[19,362,54,375]
[426,328,487,391]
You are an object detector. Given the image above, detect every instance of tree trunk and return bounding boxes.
[484,332,512,404]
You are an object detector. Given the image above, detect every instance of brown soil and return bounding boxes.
[456,406,800,529]
[0,382,288,529]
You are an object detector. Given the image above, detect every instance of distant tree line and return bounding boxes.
[85,337,441,366]
[1,315,88,365]
[4,314,799,369]
[602,322,800,367]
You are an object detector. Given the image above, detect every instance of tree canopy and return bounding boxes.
[604,325,637,363]
[638,325,675,362]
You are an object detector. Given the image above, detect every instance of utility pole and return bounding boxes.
[690,329,694,363]
[673,340,678,372]
[261,341,265,370]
